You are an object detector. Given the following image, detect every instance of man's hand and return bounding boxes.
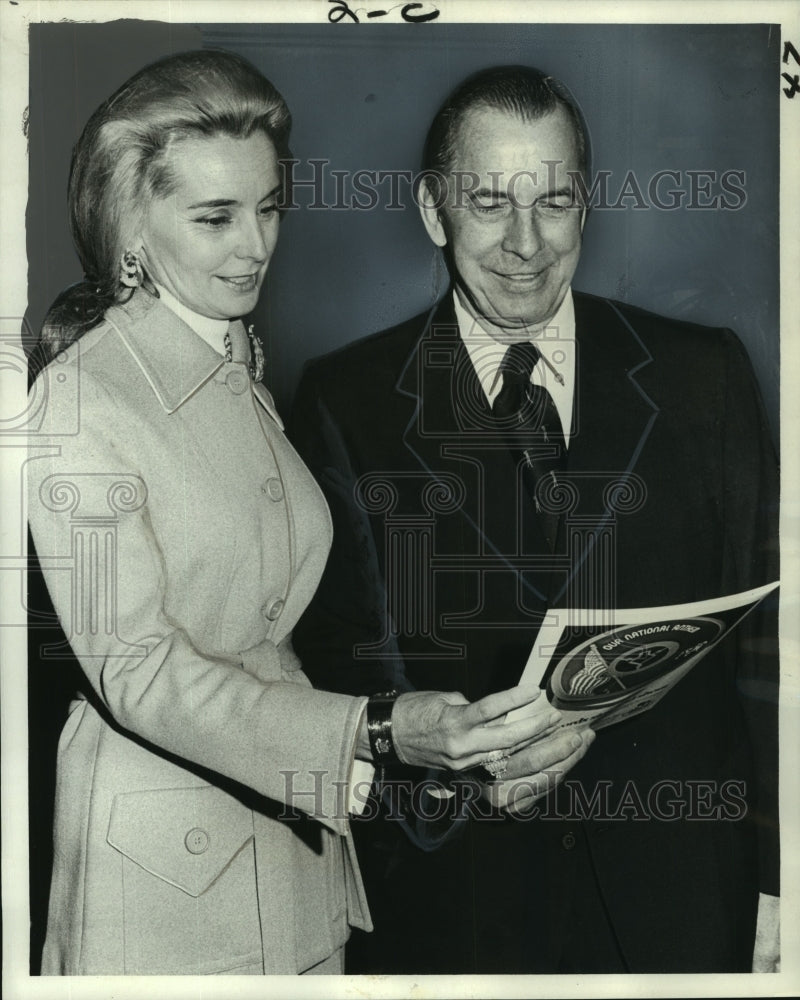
[480,727,596,813]
[386,687,561,771]
[752,892,780,972]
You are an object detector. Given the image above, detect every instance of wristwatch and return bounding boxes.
[366,689,400,765]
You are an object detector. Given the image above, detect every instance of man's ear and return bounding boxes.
[418,179,448,248]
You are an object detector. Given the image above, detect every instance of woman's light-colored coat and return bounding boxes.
[27,290,371,975]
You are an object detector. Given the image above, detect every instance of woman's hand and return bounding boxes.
[385,687,561,771]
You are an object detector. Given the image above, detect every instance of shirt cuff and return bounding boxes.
[347,700,374,815]
[349,759,375,814]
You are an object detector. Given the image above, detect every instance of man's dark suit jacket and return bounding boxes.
[289,291,779,974]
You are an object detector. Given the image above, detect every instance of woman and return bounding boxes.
[26,50,560,976]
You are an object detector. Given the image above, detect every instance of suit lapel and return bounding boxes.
[392,292,660,613]
[550,293,659,604]
[569,294,658,483]
[396,297,553,597]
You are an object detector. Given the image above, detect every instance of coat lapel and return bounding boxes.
[106,290,224,414]
[394,292,660,612]
[550,293,659,605]
[569,293,658,482]
[396,298,516,542]
[395,297,553,604]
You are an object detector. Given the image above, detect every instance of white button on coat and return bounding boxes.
[265,478,284,501]
[263,598,285,621]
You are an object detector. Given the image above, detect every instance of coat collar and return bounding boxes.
[104,290,226,415]
[102,290,283,428]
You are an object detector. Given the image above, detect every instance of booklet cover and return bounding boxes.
[506,582,779,733]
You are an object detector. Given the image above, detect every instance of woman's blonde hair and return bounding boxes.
[40,49,291,362]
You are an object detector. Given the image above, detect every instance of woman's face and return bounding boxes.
[137,131,281,320]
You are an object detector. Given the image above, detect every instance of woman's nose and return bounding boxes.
[237,217,270,262]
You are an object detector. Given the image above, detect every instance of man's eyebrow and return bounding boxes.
[471,187,510,199]
[470,183,574,200]
[541,185,574,199]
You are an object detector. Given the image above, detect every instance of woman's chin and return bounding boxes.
[212,279,262,316]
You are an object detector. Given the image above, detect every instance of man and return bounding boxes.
[290,66,779,974]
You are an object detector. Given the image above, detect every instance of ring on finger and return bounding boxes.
[478,749,510,780]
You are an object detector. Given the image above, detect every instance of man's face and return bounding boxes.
[421,104,584,339]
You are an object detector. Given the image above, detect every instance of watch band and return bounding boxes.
[366,689,400,766]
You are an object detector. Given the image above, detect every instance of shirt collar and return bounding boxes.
[453,289,576,444]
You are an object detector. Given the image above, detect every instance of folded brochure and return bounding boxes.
[505,582,779,733]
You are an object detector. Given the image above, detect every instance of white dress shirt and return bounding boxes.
[454,289,576,446]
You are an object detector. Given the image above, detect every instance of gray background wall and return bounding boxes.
[27,19,779,439]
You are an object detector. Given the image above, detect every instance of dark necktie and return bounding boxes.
[492,341,566,547]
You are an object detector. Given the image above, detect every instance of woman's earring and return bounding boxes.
[119,249,143,288]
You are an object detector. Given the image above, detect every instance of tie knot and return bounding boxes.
[492,340,549,424]
[499,341,542,385]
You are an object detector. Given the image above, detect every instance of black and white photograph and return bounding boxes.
[1,1,798,997]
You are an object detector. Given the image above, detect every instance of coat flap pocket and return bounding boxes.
[107,786,253,898]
